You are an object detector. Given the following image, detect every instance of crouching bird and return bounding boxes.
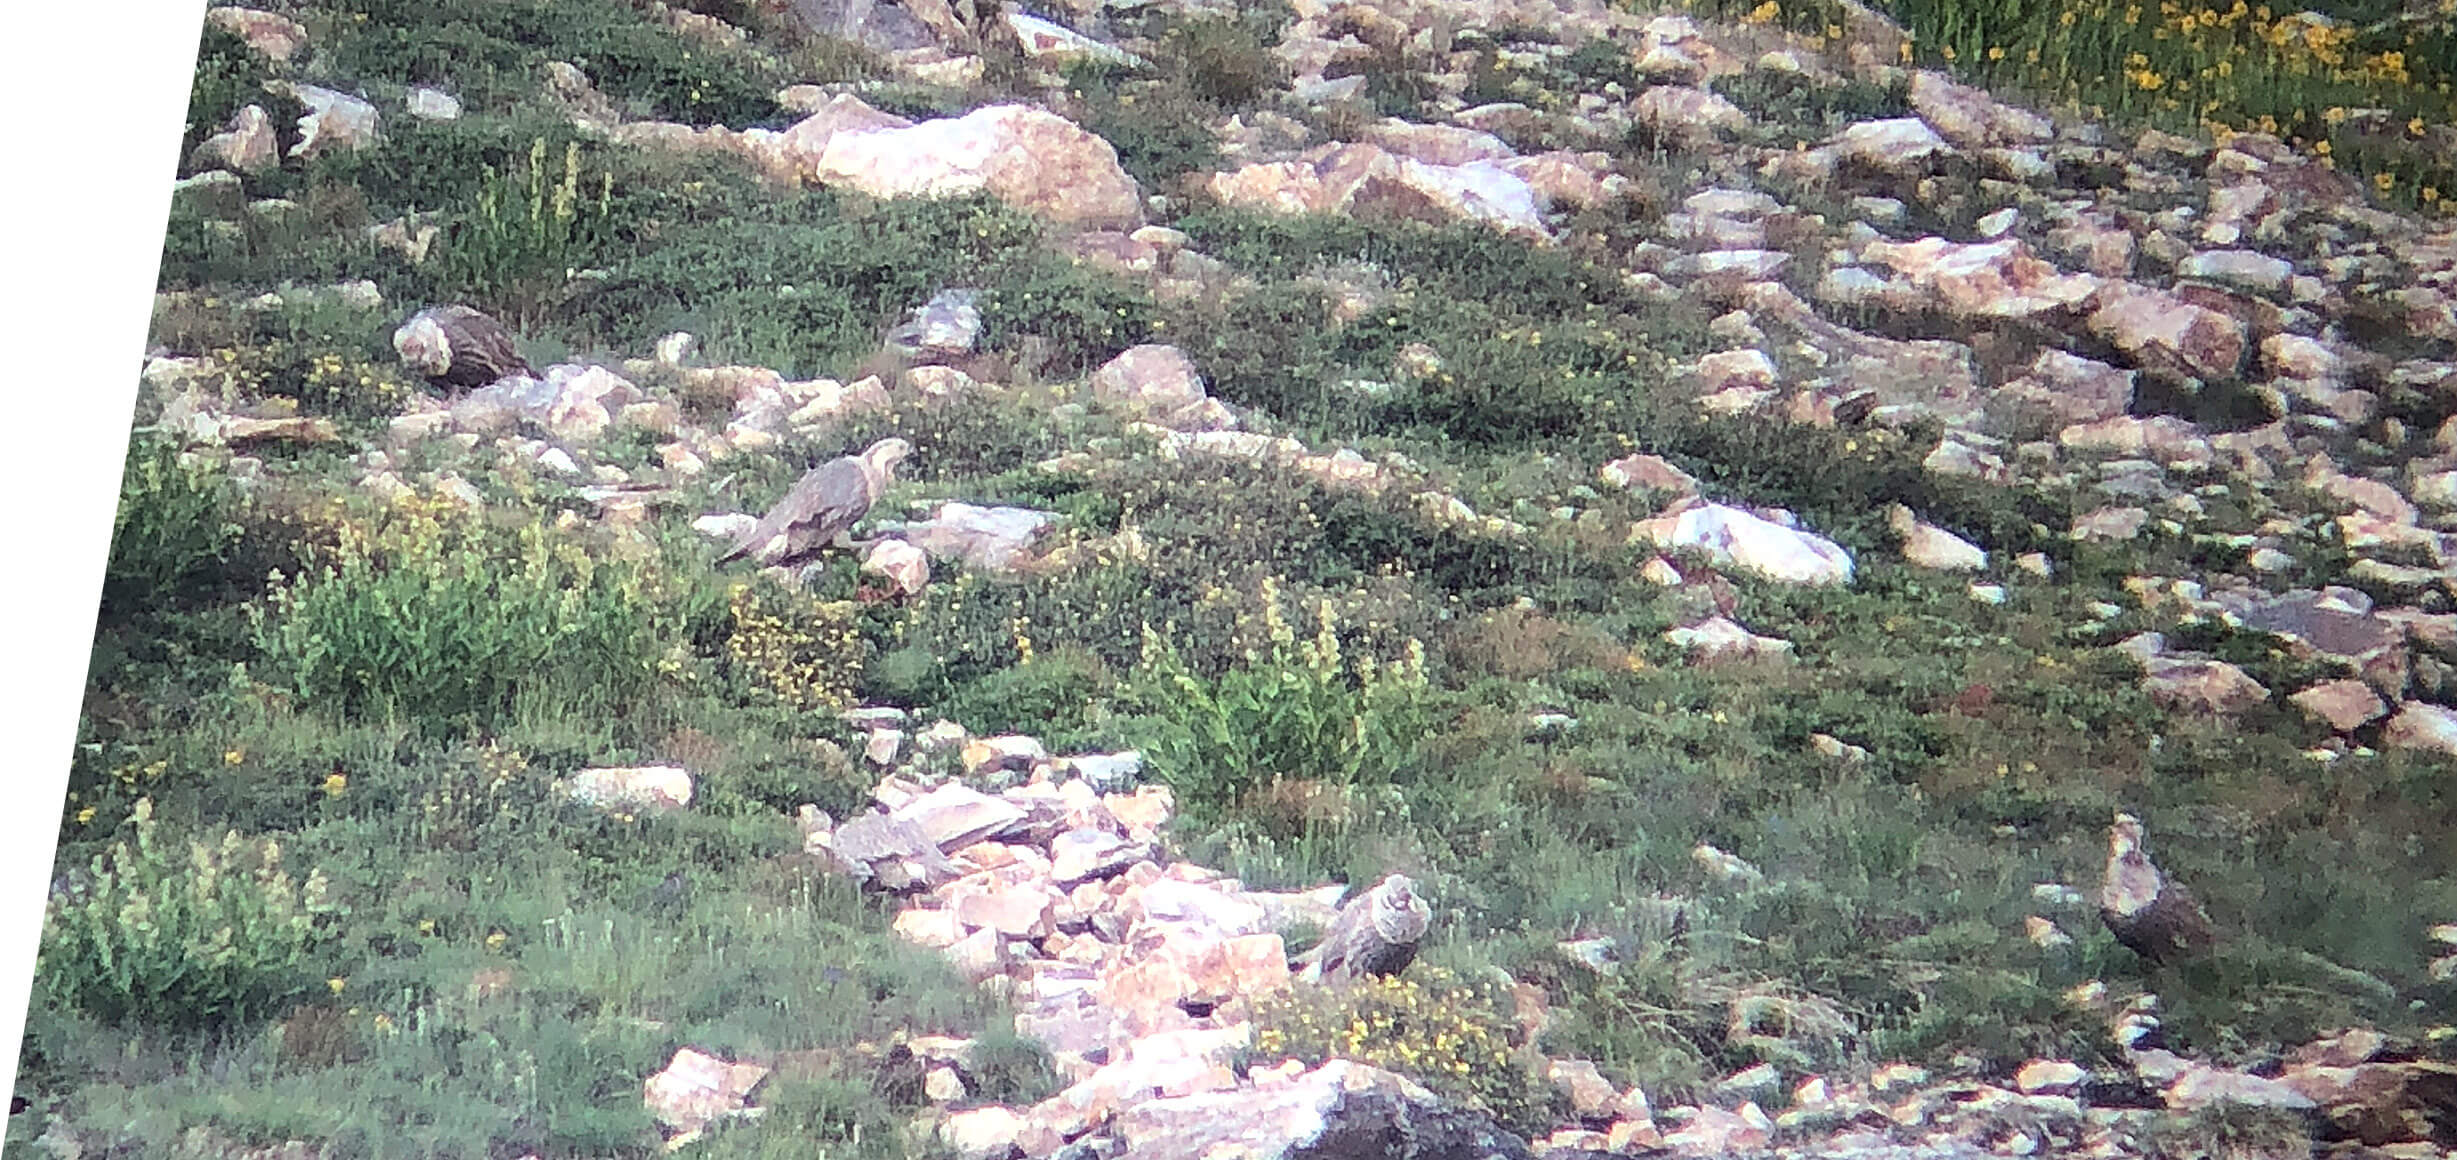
[2100,811,2217,966]
[393,304,535,391]
[718,437,914,568]
[1293,873,1433,985]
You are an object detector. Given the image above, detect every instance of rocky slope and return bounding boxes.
[72,0,2457,1155]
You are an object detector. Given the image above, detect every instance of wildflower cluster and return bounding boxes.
[443,136,618,319]
[1248,967,1545,1130]
[1129,574,1434,815]
[39,798,341,1031]
[1689,0,2456,211]
[190,339,420,417]
[725,581,866,712]
[406,741,545,859]
[300,349,415,417]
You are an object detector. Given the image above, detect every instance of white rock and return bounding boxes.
[568,766,694,813]
[1639,503,1854,586]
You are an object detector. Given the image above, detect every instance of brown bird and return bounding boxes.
[2100,811,2217,966]
[717,437,914,568]
[1831,389,1881,427]
[1292,873,1433,985]
[392,304,536,390]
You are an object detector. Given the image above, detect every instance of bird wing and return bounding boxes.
[1292,890,1375,980]
[449,309,535,380]
[723,456,874,563]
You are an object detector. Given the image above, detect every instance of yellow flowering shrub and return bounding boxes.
[725,581,867,712]
[1248,967,1548,1130]
[39,798,342,1031]
[189,337,420,419]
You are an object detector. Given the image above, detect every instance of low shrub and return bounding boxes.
[437,135,620,325]
[180,23,295,164]
[1248,967,1548,1132]
[247,493,688,725]
[101,433,250,617]
[1126,576,1434,816]
[1068,68,1224,188]
[723,580,868,713]
[39,798,342,1032]
[936,646,1115,753]
[325,0,786,126]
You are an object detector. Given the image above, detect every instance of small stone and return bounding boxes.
[1716,1062,1782,1099]
[939,1105,1025,1160]
[2015,1059,2087,1093]
[2382,702,2457,756]
[2290,679,2388,733]
[404,87,463,120]
[1550,1059,1618,1118]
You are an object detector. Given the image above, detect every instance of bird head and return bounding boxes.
[2102,811,2161,917]
[2109,812,2146,860]
[1370,874,1431,943]
[864,437,915,478]
[393,312,452,376]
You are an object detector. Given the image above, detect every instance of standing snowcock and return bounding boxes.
[2100,811,2217,965]
[718,438,915,568]
[392,304,536,391]
[1292,873,1433,985]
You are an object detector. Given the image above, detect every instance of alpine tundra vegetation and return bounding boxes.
[22,0,2457,1154]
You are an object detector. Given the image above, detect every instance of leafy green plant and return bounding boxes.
[1127,576,1433,815]
[101,433,249,617]
[441,136,618,325]
[39,797,342,1032]
[938,646,1114,753]
[1070,70,1225,188]
[247,493,687,725]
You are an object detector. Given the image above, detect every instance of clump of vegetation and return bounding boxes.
[39,798,342,1033]
[325,0,788,125]
[101,433,250,617]
[724,580,868,712]
[441,136,619,326]
[180,23,303,165]
[936,645,1115,753]
[1070,68,1226,189]
[178,335,421,422]
[1127,576,1434,817]
[1249,967,1548,1131]
[248,493,687,725]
